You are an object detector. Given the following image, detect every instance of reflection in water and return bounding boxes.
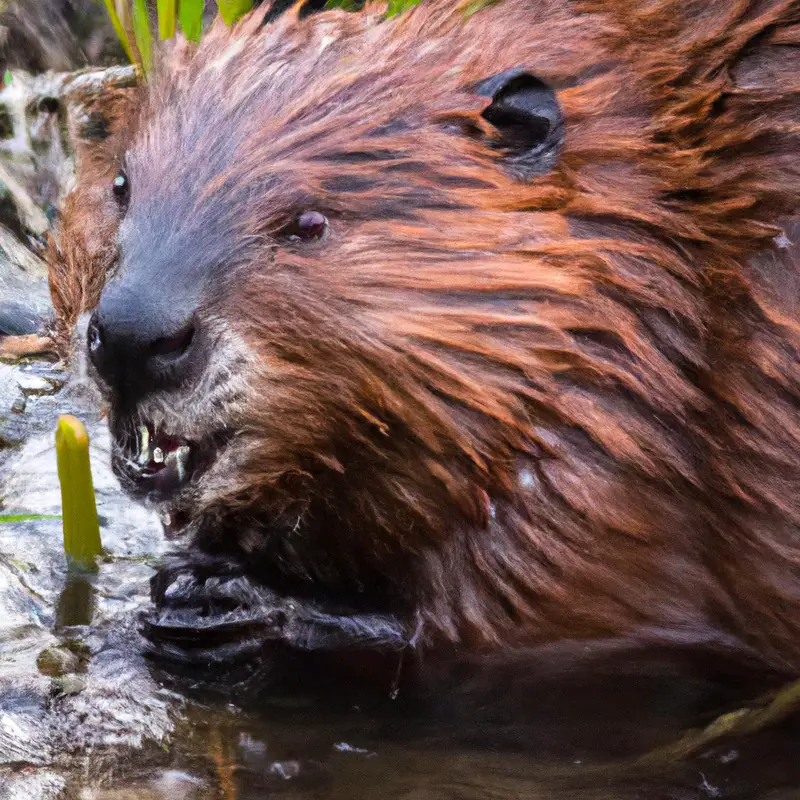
[79,641,800,800]
[55,571,96,628]
[80,689,800,800]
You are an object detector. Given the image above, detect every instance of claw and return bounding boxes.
[143,555,409,667]
[143,634,269,666]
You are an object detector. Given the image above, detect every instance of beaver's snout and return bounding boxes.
[86,258,242,511]
[88,281,198,400]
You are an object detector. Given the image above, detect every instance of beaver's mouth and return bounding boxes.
[111,418,225,507]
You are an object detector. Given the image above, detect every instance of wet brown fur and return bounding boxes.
[48,85,141,347]
[49,0,800,666]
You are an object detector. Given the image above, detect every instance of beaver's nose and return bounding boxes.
[87,282,197,397]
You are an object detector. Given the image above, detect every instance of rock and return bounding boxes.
[0,225,47,280]
[0,770,66,800]
[0,222,53,353]
[50,674,86,697]
[0,378,177,782]
[0,362,26,441]
[0,682,57,766]
[78,768,206,800]
[15,374,51,392]
[0,302,45,337]
[0,360,63,446]
[36,645,81,678]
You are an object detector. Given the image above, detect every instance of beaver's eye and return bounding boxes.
[112,170,130,208]
[284,210,328,241]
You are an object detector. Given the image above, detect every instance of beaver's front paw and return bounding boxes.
[142,555,408,667]
[143,554,287,666]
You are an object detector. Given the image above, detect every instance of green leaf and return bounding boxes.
[132,0,153,74]
[386,0,421,16]
[218,0,254,26]
[3,70,12,87]
[55,416,103,571]
[102,0,137,64]
[463,0,497,18]
[157,0,177,39]
[0,514,62,524]
[178,0,205,42]
[325,0,420,10]
[324,0,361,9]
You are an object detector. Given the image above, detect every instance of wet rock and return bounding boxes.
[56,619,176,753]
[0,363,25,428]
[151,771,207,799]
[269,760,302,780]
[0,224,51,319]
[50,674,86,697]
[0,182,54,357]
[0,684,57,766]
[0,359,60,440]
[79,768,206,800]
[0,360,66,453]
[0,367,178,783]
[0,302,45,337]
[0,770,66,800]
[16,374,52,393]
[36,645,81,677]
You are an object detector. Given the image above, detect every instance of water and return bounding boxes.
[1,354,800,800]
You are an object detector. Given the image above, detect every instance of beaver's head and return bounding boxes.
[50,0,799,612]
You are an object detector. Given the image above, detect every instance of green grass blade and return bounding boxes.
[178,0,205,42]
[463,0,497,18]
[55,415,102,571]
[102,0,137,63]
[132,0,153,74]
[324,0,361,9]
[386,0,421,16]
[157,0,178,39]
[218,0,254,25]
[0,514,62,524]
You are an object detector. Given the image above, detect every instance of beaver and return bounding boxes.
[48,0,800,671]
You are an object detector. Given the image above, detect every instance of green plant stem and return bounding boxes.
[102,0,137,63]
[132,0,153,74]
[387,0,421,15]
[55,415,102,572]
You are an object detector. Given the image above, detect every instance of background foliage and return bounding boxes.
[104,0,424,73]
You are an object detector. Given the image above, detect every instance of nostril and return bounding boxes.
[87,316,104,356]
[150,324,195,360]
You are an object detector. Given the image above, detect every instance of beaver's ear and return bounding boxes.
[476,70,563,178]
